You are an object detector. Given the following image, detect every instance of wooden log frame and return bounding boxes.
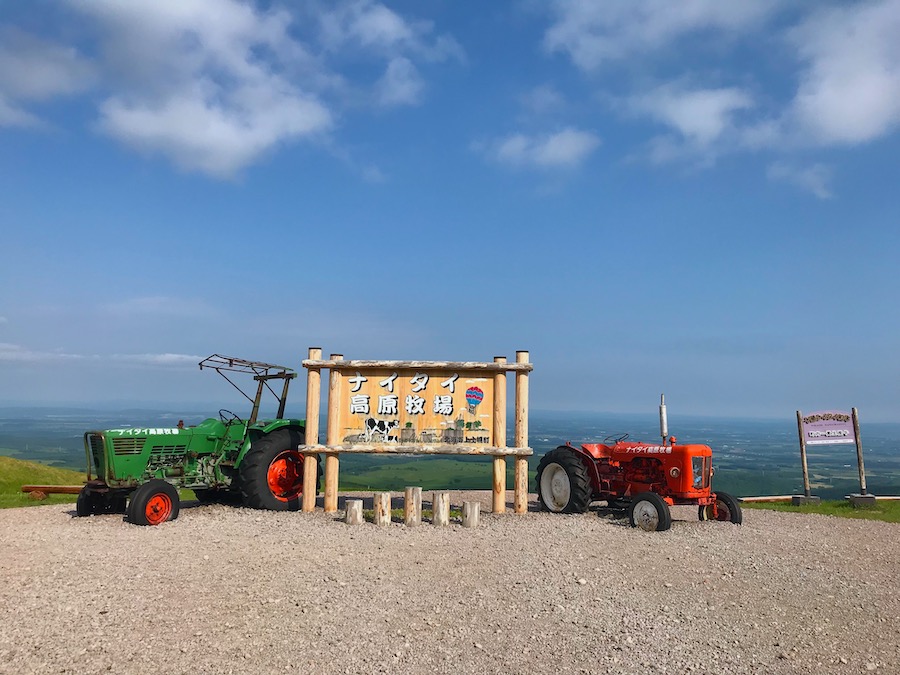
[299,348,533,514]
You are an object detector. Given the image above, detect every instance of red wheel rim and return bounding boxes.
[267,450,304,502]
[145,493,172,525]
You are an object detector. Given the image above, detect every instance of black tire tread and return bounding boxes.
[627,491,672,531]
[535,446,593,513]
[126,479,180,526]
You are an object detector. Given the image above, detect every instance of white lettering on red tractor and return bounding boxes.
[624,445,672,454]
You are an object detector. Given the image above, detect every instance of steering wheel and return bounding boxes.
[604,433,629,444]
[218,409,244,425]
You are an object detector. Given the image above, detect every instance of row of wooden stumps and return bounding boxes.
[344,487,480,528]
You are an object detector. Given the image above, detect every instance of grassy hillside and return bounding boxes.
[742,499,900,523]
[0,456,83,509]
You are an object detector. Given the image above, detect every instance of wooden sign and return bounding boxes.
[335,368,494,447]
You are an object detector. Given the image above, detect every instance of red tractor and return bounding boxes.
[536,396,741,531]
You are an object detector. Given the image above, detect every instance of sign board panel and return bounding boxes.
[336,368,495,446]
[800,410,856,445]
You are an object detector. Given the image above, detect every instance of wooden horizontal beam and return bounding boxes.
[298,444,532,456]
[21,485,83,494]
[301,359,533,372]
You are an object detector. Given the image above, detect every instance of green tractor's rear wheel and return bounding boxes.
[699,490,743,524]
[536,447,593,513]
[240,428,319,511]
[126,480,180,526]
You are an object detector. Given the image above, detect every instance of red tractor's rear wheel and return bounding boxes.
[699,490,742,525]
[126,479,180,526]
[536,447,593,513]
[240,428,320,511]
[628,492,672,532]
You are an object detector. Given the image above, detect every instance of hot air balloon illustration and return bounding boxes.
[465,386,484,414]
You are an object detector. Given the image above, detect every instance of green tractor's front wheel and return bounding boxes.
[127,480,180,526]
[240,428,319,511]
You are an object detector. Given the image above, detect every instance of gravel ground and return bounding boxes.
[1,492,898,675]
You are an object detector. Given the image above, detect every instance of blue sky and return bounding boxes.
[1,0,899,421]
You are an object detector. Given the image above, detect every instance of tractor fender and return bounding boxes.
[564,442,604,492]
[234,419,307,467]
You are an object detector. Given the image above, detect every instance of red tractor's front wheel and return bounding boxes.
[628,492,672,532]
[240,428,320,511]
[699,490,742,525]
[126,480,180,526]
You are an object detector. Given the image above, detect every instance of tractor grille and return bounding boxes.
[87,433,105,475]
[150,444,188,456]
[112,437,146,455]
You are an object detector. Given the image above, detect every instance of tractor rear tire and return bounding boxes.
[536,447,592,513]
[628,492,672,532]
[699,490,742,525]
[126,480,180,526]
[240,428,319,511]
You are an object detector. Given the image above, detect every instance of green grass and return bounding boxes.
[743,499,900,523]
[0,456,84,509]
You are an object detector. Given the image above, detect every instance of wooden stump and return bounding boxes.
[345,499,363,525]
[374,492,391,526]
[462,501,480,528]
[432,491,450,526]
[404,486,422,527]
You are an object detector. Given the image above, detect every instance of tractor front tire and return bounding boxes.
[75,487,101,517]
[628,492,672,532]
[126,480,180,526]
[536,447,593,513]
[699,490,742,525]
[240,428,319,511]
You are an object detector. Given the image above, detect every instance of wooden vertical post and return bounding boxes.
[404,486,422,526]
[796,410,811,498]
[374,492,391,526]
[345,499,363,525]
[853,407,867,495]
[462,501,480,528]
[302,347,322,512]
[324,353,343,513]
[514,350,529,514]
[433,491,450,526]
[492,356,507,514]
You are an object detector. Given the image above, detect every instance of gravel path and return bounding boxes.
[1,492,898,675]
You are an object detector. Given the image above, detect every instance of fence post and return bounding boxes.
[345,499,363,525]
[462,501,480,528]
[324,354,343,513]
[433,491,450,526]
[404,486,422,526]
[374,492,391,526]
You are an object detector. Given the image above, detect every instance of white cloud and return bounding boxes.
[788,0,900,146]
[0,26,95,128]
[318,0,464,63]
[543,0,776,71]
[68,0,333,177]
[631,84,754,147]
[375,57,424,107]
[111,353,204,366]
[486,127,601,169]
[520,85,565,116]
[0,343,85,363]
[767,161,834,199]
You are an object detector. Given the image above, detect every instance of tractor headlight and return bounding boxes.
[669,467,680,478]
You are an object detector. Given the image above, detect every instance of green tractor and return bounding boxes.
[77,355,319,526]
